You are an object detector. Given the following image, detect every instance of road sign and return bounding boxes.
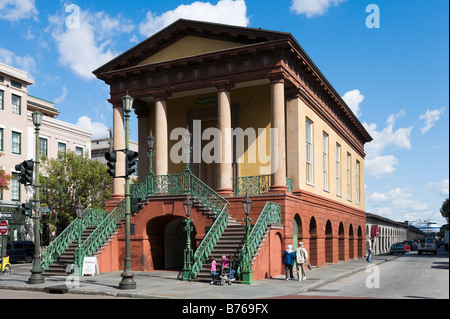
[0,220,8,236]
[0,213,12,219]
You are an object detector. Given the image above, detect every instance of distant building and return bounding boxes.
[408,220,441,235]
[0,62,91,241]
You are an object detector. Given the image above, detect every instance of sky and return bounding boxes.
[1,0,448,225]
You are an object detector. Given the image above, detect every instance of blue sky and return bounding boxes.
[1,0,448,225]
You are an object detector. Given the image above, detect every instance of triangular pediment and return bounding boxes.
[93,19,293,75]
[135,35,246,66]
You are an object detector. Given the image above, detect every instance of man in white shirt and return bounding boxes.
[295,242,308,281]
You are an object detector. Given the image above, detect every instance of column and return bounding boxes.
[216,81,234,196]
[154,93,169,175]
[135,105,150,182]
[269,75,287,192]
[112,103,125,198]
[286,88,301,191]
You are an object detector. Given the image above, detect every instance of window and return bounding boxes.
[11,173,20,201]
[12,131,21,155]
[306,118,313,185]
[75,146,83,157]
[323,132,329,191]
[39,138,48,158]
[336,143,341,196]
[347,153,352,201]
[11,94,21,115]
[58,142,66,155]
[0,90,4,110]
[11,80,22,89]
[0,128,3,152]
[356,160,360,204]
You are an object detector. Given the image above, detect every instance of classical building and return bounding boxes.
[0,62,91,241]
[93,20,372,281]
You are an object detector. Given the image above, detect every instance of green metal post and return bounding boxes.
[183,217,193,281]
[28,112,44,284]
[119,106,136,290]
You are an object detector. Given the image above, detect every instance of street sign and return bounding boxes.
[0,213,12,219]
[0,220,8,236]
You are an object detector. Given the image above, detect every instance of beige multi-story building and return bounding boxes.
[1,62,91,241]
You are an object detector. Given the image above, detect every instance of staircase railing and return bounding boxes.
[130,171,229,279]
[40,208,107,271]
[74,199,126,273]
[238,201,281,278]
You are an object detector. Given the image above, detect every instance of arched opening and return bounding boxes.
[325,220,333,264]
[146,215,197,270]
[357,226,363,257]
[293,214,302,250]
[338,222,345,261]
[309,217,318,266]
[349,224,354,259]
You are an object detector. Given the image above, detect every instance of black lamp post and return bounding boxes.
[183,196,193,281]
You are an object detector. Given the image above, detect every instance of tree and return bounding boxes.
[440,198,449,224]
[40,150,112,233]
[0,153,11,192]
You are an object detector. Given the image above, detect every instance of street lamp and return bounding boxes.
[183,196,193,281]
[241,193,253,284]
[119,92,136,290]
[28,110,44,284]
[147,131,155,195]
[75,200,84,276]
[183,128,192,194]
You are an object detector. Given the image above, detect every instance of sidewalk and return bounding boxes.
[0,255,396,299]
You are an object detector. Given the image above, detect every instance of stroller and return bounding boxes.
[219,266,232,286]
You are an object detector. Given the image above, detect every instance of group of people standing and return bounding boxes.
[282,242,309,281]
[210,255,239,284]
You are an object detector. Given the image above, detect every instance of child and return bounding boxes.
[221,255,228,268]
[210,256,217,284]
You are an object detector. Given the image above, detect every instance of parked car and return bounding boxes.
[6,241,34,263]
[403,240,417,251]
[389,243,405,254]
[402,243,410,253]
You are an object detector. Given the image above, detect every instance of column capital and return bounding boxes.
[267,72,285,84]
[212,80,235,92]
[150,90,171,101]
[285,87,302,101]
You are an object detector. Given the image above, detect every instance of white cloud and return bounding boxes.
[363,110,413,178]
[139,0,250,37]
[0,47,37,79]
[426,179,449,197]
[48,9,134,80]
[76,116,109,139]
[290,0,346,18]
[0,0,38,22]
[365,155,398,178]
[366,187,429,221]
[54,86,68,105]
[342,89,364,117]
[419,107,445,134]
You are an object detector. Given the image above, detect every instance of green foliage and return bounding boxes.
[0,153,11,191]
[40,150,112,230]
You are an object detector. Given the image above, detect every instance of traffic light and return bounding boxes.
[126,150,138,177]
[23,160,34,185]
[15,160,34,185]
[21,202,33,217]
[105,151,117,177]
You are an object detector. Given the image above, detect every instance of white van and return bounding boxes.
[418,238,437,255]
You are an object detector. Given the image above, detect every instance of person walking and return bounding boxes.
[210,256,217,284]
[282,244,296,280]
[366,236,373,262]
[295,242,308,281]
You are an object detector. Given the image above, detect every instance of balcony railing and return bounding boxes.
[232,175,293,195]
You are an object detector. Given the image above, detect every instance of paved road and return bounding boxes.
[296,248,449,299]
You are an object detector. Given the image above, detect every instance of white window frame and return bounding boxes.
[356,160,360,204]
[306,118,314,185]
[336,143,341,197]
[347,152,352,201]
[323,132,329,191]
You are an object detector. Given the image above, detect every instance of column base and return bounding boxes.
[268,185,289,194]
[106,194,125,211]
[216,188,234,197]
[241,270,253,285]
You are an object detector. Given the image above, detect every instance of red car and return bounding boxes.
[402,243,410,253]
